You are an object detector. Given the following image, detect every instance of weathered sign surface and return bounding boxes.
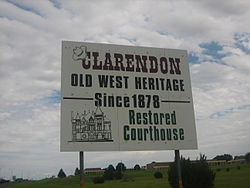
[61,41,197,151]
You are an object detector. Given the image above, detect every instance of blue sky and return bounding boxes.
[0,0,250,180]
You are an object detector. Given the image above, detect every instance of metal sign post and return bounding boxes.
[80,151,84,188]
[175,150,183,188]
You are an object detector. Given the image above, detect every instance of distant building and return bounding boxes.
[71,106,112,142]
[228,159,246,165]
[84,168,104,174]
[146,159,238,170]
[146,161,171,170]
[234,155,245,160]
[206,160,227,166]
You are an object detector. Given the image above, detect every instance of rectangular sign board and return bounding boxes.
[61,41,197,151]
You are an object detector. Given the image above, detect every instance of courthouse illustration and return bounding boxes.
[71,107,113,142]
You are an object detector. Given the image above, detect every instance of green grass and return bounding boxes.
[8,164,250,188]
[213,164,250,188]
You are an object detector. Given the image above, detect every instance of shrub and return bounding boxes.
[154,171,163,179]
[134,164,141,170]
[57,169,66,178]
[213,154,232,161]
[93,176,105,184]
[168,154,216,188]
[116,162,126,172]
[103,169,114,180]
[216,168,221,172]
[226,168,230,172]
[0,179,10,183]
[103,165,115,180]
[74,168,80,175]
[114,171,123,179]
[237,166,241,170]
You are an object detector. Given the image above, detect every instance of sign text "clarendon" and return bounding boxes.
[81,52,182,75]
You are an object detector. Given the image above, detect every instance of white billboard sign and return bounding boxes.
[61,41,197,151]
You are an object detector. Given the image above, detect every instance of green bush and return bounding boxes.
[216,168,221,172]
[114,171,123,179]
[103,165,115,180]
[103,169,114,180]
[103,163,126,180]
[74,168,80,175]
[168,154,216,188]
[57,169,66,178]
[237,166,241,170]
[134,164,141,170]
[93,176,105,184]
[226,168,230,172]
[154,171,163,179]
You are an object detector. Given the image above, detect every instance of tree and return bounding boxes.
[103,165,115,180]
[168,154,216,188]
[57,169,66,178]
[116,162,126,172]
[134,164,141,170]
[74,167,80,176]
[154,171,163,179]
[213,154,232,161]
[107,164,115,171]
[245,152,250,162]
[234,155,245,160]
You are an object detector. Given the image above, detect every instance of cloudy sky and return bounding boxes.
[1,0,250,180]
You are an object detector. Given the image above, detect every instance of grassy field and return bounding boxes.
[7,164,250,188]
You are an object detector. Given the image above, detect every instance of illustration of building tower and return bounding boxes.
[71,106,113,142]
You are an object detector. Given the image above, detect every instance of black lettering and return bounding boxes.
[124,97,130,107]
[160,129,166,140]
[125,54,134,72]
[137,128,143,141]
[86,74,92,87]
[81,51,91,69]
[149,56,158,73]
[92,52,102,70]
[71,74,78,86]
[129,110,135,124]
[116,96,122,107]
[136,112,142,124]
[154,126,159,140]
[180,80,185,91]
[160,57,168,74]
[98,75,109,88]
[135,77,141,89]
[135,55,148,72]
[95,93,102,106]
[173,128,178,140]
[114,53,125,71]
[103,53,114,70]
[124,125,130,140]
[169,58,181,74]
[173,79,179,91]
[116,76,122,88]
[149,126,153,140]
[131,128,136,140]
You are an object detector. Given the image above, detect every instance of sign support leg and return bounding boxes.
[80,151,84,188]
[175,150,183,188]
